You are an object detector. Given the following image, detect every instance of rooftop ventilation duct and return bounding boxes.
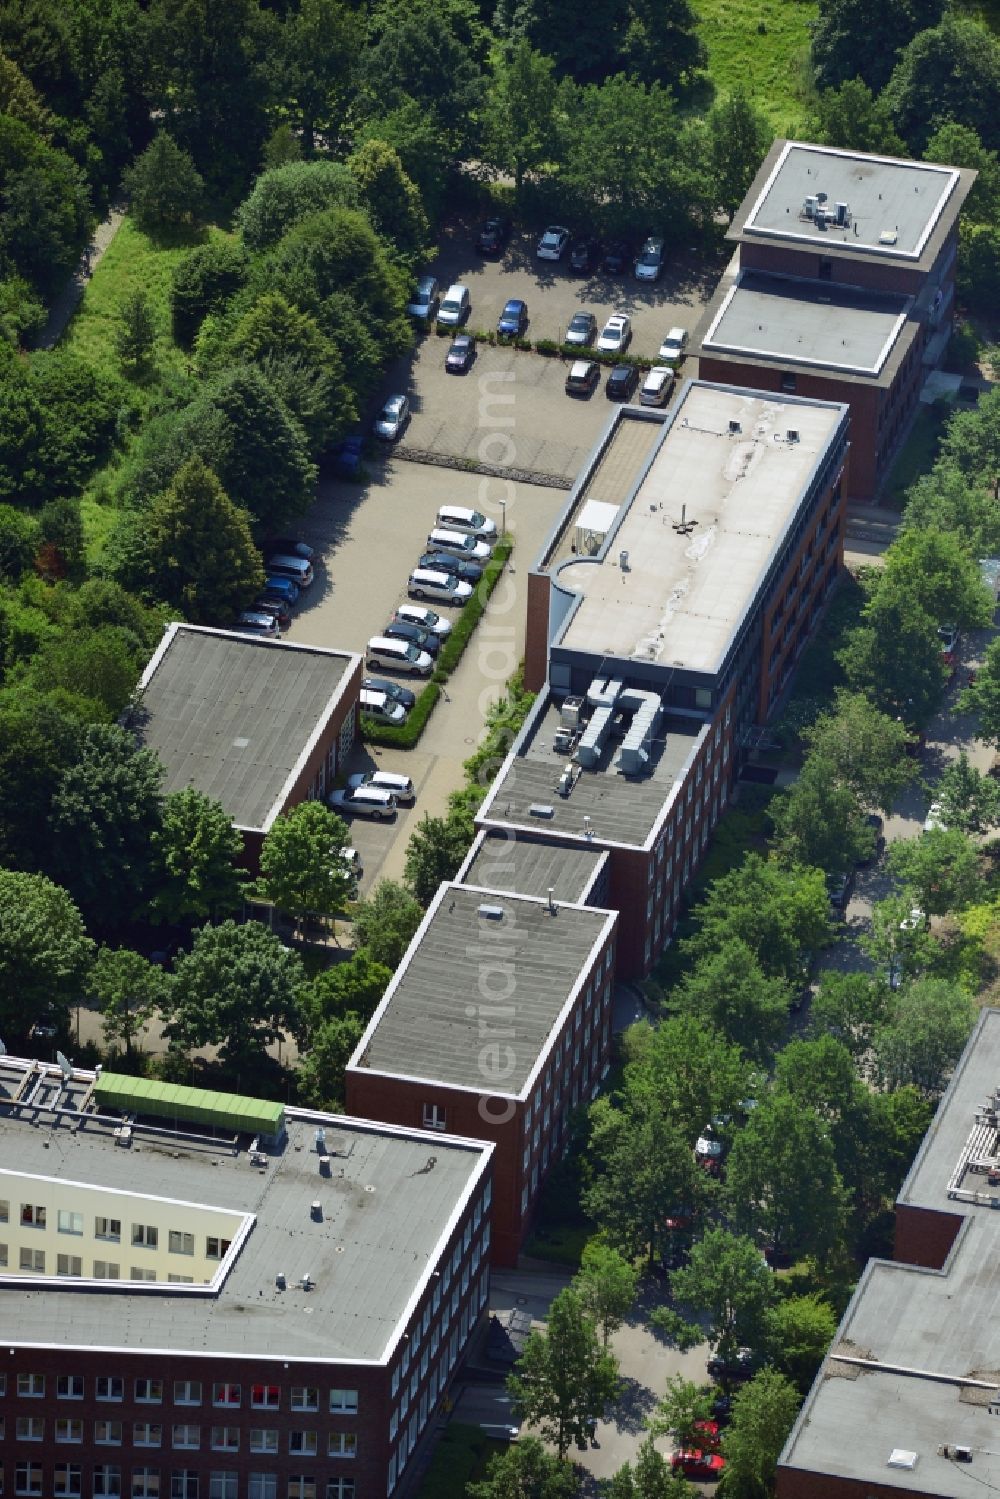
[575,678,623,769]
[616,688,664,776]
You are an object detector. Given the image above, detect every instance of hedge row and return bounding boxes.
[360,539,514,749]
[425,320,664,371]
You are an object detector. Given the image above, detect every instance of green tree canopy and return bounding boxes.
[887,827,981,916]
[150,787,246,925]
[706,88,771,218]
[483,39,559,195]
[903,465,1000,559]
[770,753,872,876]
[271,0,359,157]
[86,945,171,1056]
[625,1013,750,1144]
[801,692,915,812]
[648,1374,717,1451]
[467,1435,579,1499]
[809,969,890,1062]
[837,590,945,725]
[673,939,791,1064]
[347,138,428,258]
[0,110,91,293]
[884,13,1000,152]
[351,879,423,969]
[0,692,81,872]
[360,0,487,154]
[572,1238,639,1347]
[667,1229,777,1363]
[122,132,204,233]
[925,122,1000,223]
[404,810,475,905]
[959,637,1000,747]
[874,977,977,1094]
[766,1293,838,1393]
[257,801,353,931]
[0,869,94,1036]
[235,160,360,253]
[936,751,1000,835]
[812,78,907,155]
[877,526,995,633]
[811,0,945,93]
[682,853,830,986]
[170,238,250,348]
[296,1011,366,1110]
[508,1286,619,1460]
[720,1369,801,1499]
[299,948,392,1040]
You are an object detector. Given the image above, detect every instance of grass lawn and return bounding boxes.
[416,1423,494,1499]
[883,404,948,511]
[522,1221,592,1268]
[690,0,818,128]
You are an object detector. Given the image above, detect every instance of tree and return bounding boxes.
[887,827,981,916]
[296,1011,366,1110]
[347,138,428,257]
[115,290,156,377]
[272,0,359,157]
[666,1230,777,1364]
[0,111,91,294]
[467,1436,578,1499]
[404,811,475,905]
[86,946,171,1056]
[150,787,245,925]
[607,1438,690,1499]
[936,751,1000,835]
[122,132,204,232]
[625,1014,750,1145]
[706,88,771,218]
[770,754,872,876]
[483,39,559,195]
[0,869,94,1036]
[874,978,976,1095]
[925,122,1000,223]
[877,526,995,634]
[352,880,423,969]
[682,854,831,988]
[801,693,915,812]
[234,160,359,253]
[673,940,791,1064]
[0,46,55,136]
[0,502,39,580]
[766,1294,838,1393]
[809,969,890,1062]
[508,1287,619,1460]
[354,99,453,222]
[48,723,164,925]
[648,1375,717,1451]
[959,221,1000,310]
[884,13,1000,153]
[170,238,249,348]
[0,692,81,873]
[837,591,945,726]
[299,949,393,1038]
[0,275,45,346]
[861,893,937,990]
[959,637,1000,746]
[812,78,906,155]
[573,1238,639,1347]
[360,0,487,155]
[903,464,1000,560]
[720,1369,801,1499]
[141,456,264,624]
[726,1093,848,1264]
[811,0,946,93]
[937,386,1000,482]
[257,801,353,932]
[165,919,304,1071]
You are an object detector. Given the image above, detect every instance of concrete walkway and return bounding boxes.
[35,196,127,350]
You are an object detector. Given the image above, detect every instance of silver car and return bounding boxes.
[406,275,439,319]
[564,311,597,347]
[374,394,409,441]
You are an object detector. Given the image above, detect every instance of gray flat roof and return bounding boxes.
[781,1010,1000,1494]
[135,625,359,833]
[740,140,962,260]
[480,694,708,851]
[460,830,607,904]
[0,1058,488,1365]
[552,383,848,677]
[702,271,910,378]
[350,883,616,1095]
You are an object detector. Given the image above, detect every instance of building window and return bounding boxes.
[329,1391,358,1415]
[170,1474,199,1499]
[290,1388,318,1413]
[14,1463,42,1497]
[326,1485,355,1499]
[212,1385,240,1408]
[168,1232,194,1256]
[249,1480,277,1499]
[249,1430,279,1455]
[173,1383,201,1407]
[134,1423,163,1448]
[131,1225,158,1249]
[96,1421,123,1445]
[780,372,796,393]
[208,1478,237,1499]
[56,1418,84,1442]
[136,1381,163,1405]
[57,1210,84,1236]
[18,1249,44,1273]
[94,1260,121,1279]
[94,1466,122,1498]
[422,1102,446,1131]
[15,1417,44,1441]
[288,1482,317,1499]
[328,1433,357,1459]
[172,1426,200,1450]
[97,1379,124,1403]
[210,1428,239,1452]
[0,1199,7,1222]
[205,1238,231,1261]
[57,1254,83,1276]
[54,1465,82,1497]
[16,1375,44,1398]
[20,1205,45,1229]
[131,1472,160,1499]
[95,1217,122,1242]
[251,1385,280,1410]
[289,1431,318,1455]
[131,1268,157,1283]
[57,1376,84,1400]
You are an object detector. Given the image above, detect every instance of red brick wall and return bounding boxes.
[738,240,927,296]
[779,1464,943,1499]
[524,573,551,693]
[894,1202,963,1269]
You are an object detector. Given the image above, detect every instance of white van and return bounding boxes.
[408,568,473,605]
[437,283,471,327]
[366,635,434,676]
[426,528,492,563]
[348,770,415,805]
[436,504,498,541]
[264,553,314,588]
[359,687,407,724]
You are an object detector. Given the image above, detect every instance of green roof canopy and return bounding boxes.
[94,1073,284,1137]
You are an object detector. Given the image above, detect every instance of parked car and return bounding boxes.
[406,275,439,319]
[899,905,928,933]
[659,326,689,362]
[437,283,471,326]
[234,610,280,637]
[363,676,416,711]
[263,537,314,561]
[265,553,313,589]
[330,433,363,476]
[366,635,434,676]
[338,846,363,886]
[569,238,601,272]
[436,504,497,541]
[408,567,474,604]
[606,363,639,400]
[251,598,291,630]
[565,359,600,397]
[924,800,945,832]
[359,687,408,725]
[426,527,492,563]
[373,393,410,441]
[634,235,665,281]
[383,617,441,657]
[564,310,597,347]
[602,241,630,274]
[29,1012,60,1040]
[858,812,885,865]
[395,603,452,638]
[445,333,476,373]
[535,224,570,261]
[597,313,632,353]
[418,551,484,583]
[262,575,300,605]
[938,624,960,658]
[328,785,398,820]
[707,1348,756,1383]
[497,298,528,338]
[348,770,415,806]
[671,1450,725,1480]
[476,217,509,255]
[827,870,854,917]
[640,366,674,407]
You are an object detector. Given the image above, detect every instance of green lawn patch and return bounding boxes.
[522,1221,592,1268]
[883,404,949,511]
[416,1423,493,1499]
[691,0,818,128]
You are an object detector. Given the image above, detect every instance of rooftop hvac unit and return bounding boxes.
[803,195,819,218]
[478,904,504,921]
[561,696,585,729]
[835,200,849,226]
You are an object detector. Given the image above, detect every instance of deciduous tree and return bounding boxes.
[720,1369,801,1499]
[347,138,428,257]
[936,751,1000,835]
[468,1436,578,1499]
[664,1229,777,1364]
[884,13,1000,152]
[811,0,945,93]
[673,940,791,1064]
[257,801,353,932]
[0,869,94,1037]
[706,88,771,218]
[351,880,423,969]
[483,39,560,195]
[682,854,830,988]
[508,1287,619,1460]
[801,693,915,812]
[86,946,171,1056]
[115,290,156,377]
[874,978,976,1095]
[150,787,246,925]
[296,1011,366,1110]
[770,754,872,876]
[887,827,981,916]
[573,1238,639,1347]
[234,160,359,253]
[404,810,475,905]
[766,1294,838,1393]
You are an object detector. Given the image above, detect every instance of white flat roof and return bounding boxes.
[554,383,848,676]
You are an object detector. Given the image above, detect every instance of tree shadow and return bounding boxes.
[611,1374,659,1435]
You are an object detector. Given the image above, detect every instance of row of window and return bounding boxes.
[0,1468,355,1499]
[0,1247,197,1281]
[0,1205,227,1260]
[2,1379,357,1413]
[1,1420,356,1456]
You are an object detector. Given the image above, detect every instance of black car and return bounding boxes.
[476,216,509,255]
[569,238,601,273]
[707,1348,756,1384]
[602,241,630,274]
[606,363,639,400]
[417,551,484,583]
[446,334,477,373]
[858,812,885,865]
[363,675,417,711]
[252,597,292,630]
[258,583,297,611]
[826,869,854,917]
[262,536,314,560]
[383,618,441,657]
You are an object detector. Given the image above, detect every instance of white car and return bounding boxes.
[923,801,945,832]
[408,568,473,605]
[659,326,688,362]
[373,393,409,441]
[436,504,497,541]
[535,225,570,261]
[900,906,927,932]
[640,366,673,407]
[348,770,415,806]
[328,786,397,820]
[426,528,492,563]
[596,314,632,354]
[395,604,452,638]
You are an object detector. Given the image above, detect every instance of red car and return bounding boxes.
[672,1449,725,1480]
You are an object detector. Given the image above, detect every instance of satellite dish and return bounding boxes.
[56,1050,72,1082]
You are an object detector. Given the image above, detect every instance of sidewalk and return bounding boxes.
[35,195,127,350]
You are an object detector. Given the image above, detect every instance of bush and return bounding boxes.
[535,338,560,356]
[235,162,360,253]
[170,240,249,348]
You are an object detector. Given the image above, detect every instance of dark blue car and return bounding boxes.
[262,575,300,605]
[330,434,364,476]
[497,299,528,338]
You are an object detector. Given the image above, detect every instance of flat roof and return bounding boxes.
[460,830,607,905]
[702,271,911,379]
[134,624,359,833]
[480,692,708,851]
[738,140,962,260]
[781,1010,1000,1495]
[350,883,616,1096]
[0,1058,489,1364]
[552,383,848,677]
